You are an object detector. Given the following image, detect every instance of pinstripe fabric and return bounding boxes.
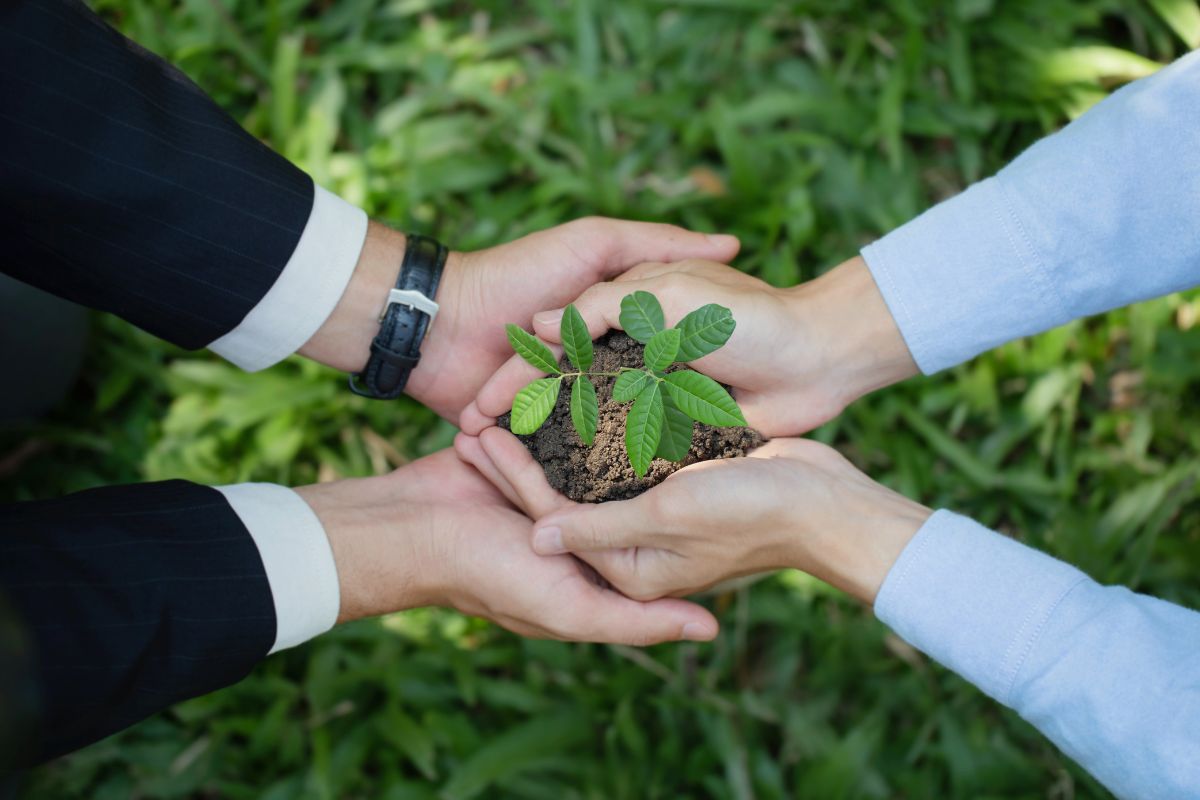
[0,481,275,765]
[0,0,313,348]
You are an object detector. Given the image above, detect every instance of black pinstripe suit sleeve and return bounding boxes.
[0,482,276,766]
[0,0,314,349]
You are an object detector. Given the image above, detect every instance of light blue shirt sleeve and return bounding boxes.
[861,50,1200,374]
[875,511,1200,799]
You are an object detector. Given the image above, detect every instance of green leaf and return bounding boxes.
[656,393,693,461]
[612,370,652,403]
[510,378,561,434]
[676,304,736,361]
[506,324,560,375]
[1149,0,1200,48]
[560,304,593,371]
[570,375,598,445]
[662,370,746,427]
[376,708,437,780]
[625,382,664,477]
[441,711,590,800]
[643,328,681,372]
[619,291,665,343]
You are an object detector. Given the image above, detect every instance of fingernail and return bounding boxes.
[682,622,713,641]
[705,233,738,248]
[532,526,564,555]
[534,309,564,327]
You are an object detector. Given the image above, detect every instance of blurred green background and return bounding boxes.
[5,0,1200,797]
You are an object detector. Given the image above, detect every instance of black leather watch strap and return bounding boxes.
[348,234,447,399]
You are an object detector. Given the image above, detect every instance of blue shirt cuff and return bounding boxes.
[873,509,1087,705]
[861,177,1071,375]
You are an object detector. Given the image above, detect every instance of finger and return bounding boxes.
[479,427,573,519]
[453,432,526,511]
[572,218,739,277]
[473,341,565,424]
[533,272,723,343]
[561,580,719,645]
[743,436,830,461]
[531,494,662,554]
[613,261,666,282]
[458,400,493,436]
[617,258,762,289]
[532,280,629,341]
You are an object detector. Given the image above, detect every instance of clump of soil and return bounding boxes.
[500,331,766,503]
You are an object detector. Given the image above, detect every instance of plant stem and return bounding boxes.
[562,368,640,378]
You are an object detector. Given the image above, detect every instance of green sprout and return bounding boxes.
[505,291,747,477]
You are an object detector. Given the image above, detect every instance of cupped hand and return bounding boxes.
[461,256,918,438]
[294,448,718,644]
[404,218,740,421]
[455,428,931,605]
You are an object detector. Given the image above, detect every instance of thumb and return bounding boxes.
[532,496,662,555]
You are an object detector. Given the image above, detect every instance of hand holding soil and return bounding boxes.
[462,256,918,439]
[456,253,930,603]
[296,449,718,643]
[498,289,766,500]
[309,218,741,422]
[499,330,765,502]
[456,429,931,605]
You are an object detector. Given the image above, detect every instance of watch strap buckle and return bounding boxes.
[350,233,447,400]
[380,288,439,324]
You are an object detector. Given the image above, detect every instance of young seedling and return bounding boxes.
[505,291,746,478]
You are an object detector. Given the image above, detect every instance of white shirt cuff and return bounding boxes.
[208,183,369,372]
[215,483,341,653]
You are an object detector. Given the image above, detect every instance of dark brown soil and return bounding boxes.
[500,331,766,503]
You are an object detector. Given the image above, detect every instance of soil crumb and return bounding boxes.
[500,331,766,503]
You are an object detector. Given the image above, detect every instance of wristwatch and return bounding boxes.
[348,234,447,399]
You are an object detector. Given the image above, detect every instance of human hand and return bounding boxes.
[455,428,931,605]
[294,448,718,644]
[300,219,740,422]
[461,255,918,438]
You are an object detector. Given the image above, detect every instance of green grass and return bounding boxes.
[5,0,1200,797]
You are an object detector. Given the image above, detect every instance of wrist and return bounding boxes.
[294,477,454,623]
[796,486,931,605]
[782,256,918,407]
[401,249,469,411]
[298,222,408,373]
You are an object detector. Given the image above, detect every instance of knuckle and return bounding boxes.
[659,271,694,294]
[566,518,606,550]
[641,491,675,531]
[576,281,611,308]
[570,215,609,238]
[590,521,617,550]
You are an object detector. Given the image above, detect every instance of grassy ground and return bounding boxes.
[5,0,1200,797]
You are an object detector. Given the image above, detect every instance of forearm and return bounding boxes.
[862,50,1200,374]
[873,512,1200,798]
[0,1,320,350]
